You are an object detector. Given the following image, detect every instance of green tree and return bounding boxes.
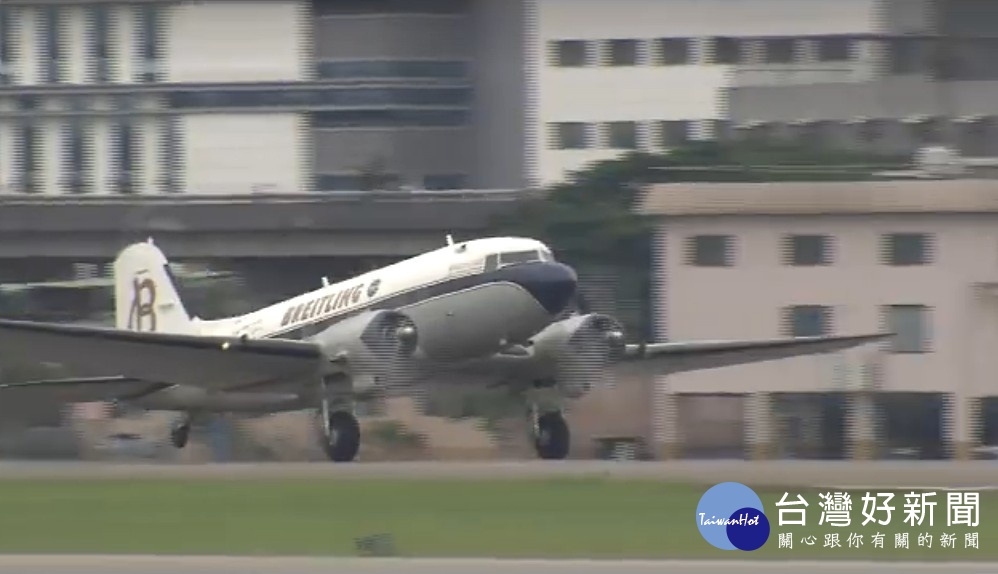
[489,141,909,340]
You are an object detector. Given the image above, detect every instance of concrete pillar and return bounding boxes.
[945,393,980,460]
[652,377,681,459]
[745,392,775,460]
[847,392,879,460]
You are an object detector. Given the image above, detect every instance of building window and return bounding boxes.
[607,39,638,66]
[909,118,942,146]
[550,40,588,67]
[658,38,691,65]
[315,174,364,191]
[311,109,468,129]
[317,60,468,80]
[18,124,39,194]
[89,4,112,83]
[160,116,182,193]
[314,0,469,16]
[17,95,38,111]
[710,37,741,64]
[959,118,992,156]
[882,232,932,266]
[858,119,884,143]
[0,6,12,85]
[784,234,832,266]
[62,120,89,194]
[883,304,931,353]
[783,305,833,337]
[169,86,472,109]
[113,121,138,194]
[550,122,589,149]
[889,37,924,75]
[315,173,400,192]
[686,234,734,267]
[423,174,467,190]
[136,4,161,82]
[41,6,62,84]
[660,120,690,147]
[606,121,637,149]
[817,36,851,62]
[764,38,796,64]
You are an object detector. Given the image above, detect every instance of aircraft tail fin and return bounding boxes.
[113,239,196,334]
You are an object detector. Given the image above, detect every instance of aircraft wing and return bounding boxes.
[0,319,328,391]
[0,376,166,406]
[413,333,891,386]
[618,333,891,376]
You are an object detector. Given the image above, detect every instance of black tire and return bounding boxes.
[322,410,361,462]
[534,412,570,460]
[170,424,190,449]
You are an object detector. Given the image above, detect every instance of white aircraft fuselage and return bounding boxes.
[195,236,577,364]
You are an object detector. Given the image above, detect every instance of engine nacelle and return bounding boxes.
[309,309,419,392]
[529,313,627,399]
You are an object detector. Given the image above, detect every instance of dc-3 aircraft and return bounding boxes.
[0,236,890,462]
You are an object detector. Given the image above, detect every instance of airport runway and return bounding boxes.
[0,460,996,486]
[0,556,995,574]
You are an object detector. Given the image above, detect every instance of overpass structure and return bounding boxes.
[0,190,539,260]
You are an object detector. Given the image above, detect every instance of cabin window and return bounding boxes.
[498,250,541,267]
[484,254,498,273]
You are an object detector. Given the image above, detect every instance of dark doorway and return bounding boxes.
[772,393,846,459]
[978,397,998,449]
[878,392,945,459]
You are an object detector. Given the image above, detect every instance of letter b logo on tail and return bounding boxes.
[127,277,157,332]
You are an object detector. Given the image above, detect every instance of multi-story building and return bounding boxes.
[4,0,998,195]
[532,0,883,183]
[639,179,998,460]
[0,0,529,195]
[534,0,998,184]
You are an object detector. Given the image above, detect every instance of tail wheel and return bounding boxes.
[170,421,190,449]
[534,411,570,460]
[321,410,361,463]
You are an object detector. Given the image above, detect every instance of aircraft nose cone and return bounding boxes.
[506,262,578,315]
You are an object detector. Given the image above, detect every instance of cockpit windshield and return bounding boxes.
[484,248,555,272]
[499,250,542,266]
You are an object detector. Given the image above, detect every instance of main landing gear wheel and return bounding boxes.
[321,410,361,463]
[534,411,570,460]
[170,420,191,449]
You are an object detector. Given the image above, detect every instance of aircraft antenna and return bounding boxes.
[446,234,454,246]
[322,276,330,287]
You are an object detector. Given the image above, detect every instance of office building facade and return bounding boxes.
[641,180,998,460]
[534,0,998,184]
[4,0,998,195]
[0,0,528,195]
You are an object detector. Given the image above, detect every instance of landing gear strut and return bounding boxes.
[170,415,192,449]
